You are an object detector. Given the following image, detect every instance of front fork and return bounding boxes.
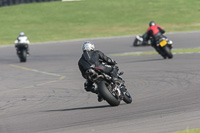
[112,83,125,99]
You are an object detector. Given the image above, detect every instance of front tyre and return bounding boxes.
[19,49,27,62]
[123,90,132,104]
[98,81,120,106]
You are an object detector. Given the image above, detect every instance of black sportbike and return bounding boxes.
[16,43,28,62]
[156,36,173,59]
[85,65,132,106]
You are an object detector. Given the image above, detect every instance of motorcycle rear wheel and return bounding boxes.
[98,81,120,106]
[163,46,173,59]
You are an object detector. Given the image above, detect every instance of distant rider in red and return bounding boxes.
[145,21,165,52]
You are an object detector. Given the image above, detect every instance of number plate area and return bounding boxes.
[159,40,167,47]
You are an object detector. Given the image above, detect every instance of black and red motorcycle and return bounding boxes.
[85,65,132,106]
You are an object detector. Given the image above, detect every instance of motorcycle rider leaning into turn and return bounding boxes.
[78,41,120,102]
[14,32,30,56]
[145,21,172,53]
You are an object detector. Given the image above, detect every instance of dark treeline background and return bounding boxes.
[0,0,60,7]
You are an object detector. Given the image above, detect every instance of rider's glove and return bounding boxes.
[111,59,117,64]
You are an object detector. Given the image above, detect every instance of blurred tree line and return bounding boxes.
[0,0,60,7]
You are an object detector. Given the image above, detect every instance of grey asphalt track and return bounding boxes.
[0,31,200,133]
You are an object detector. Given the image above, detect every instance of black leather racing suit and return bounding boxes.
[78,50,118,92]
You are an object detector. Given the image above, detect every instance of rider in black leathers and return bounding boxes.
[78,41,119,102]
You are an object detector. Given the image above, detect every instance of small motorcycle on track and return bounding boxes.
[133,33,151,47]
[85,65,132,106]
[156,37,173,59]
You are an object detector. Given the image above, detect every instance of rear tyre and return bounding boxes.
[156,48,167,59]
[163,46,173,59]
[98,81,120,106]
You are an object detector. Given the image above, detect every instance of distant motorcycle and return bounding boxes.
[156,36,173,59]
[85,65,132,106]
[133,33,151,47]
[16,43,28,62]
[15,35,29,62]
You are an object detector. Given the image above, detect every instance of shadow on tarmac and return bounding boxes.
[43,105,112,112]
[43,103,128,112]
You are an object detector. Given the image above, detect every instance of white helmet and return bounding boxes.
[19,32,25,36]
[82,41,95,52]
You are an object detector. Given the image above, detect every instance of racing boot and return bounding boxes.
[91,87,98,94]
[84,81,98,94]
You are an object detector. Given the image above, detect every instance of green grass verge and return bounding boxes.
[110,48,200,56]
[172,128,200,133]
[0,0,200,45]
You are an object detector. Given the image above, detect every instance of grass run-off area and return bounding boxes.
[110,48,200,56]
[0,0,200,45]
[172,128,200,133]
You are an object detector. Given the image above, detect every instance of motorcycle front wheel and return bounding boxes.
[19,49,27,62]
[123,90,132,104]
